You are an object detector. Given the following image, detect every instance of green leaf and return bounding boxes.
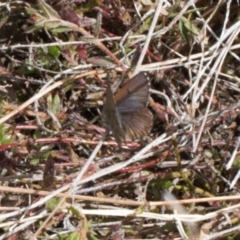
[181,17,199,35]
[44,20,70,32]
[179,17,199,42]
[25,7,46,32]
[25,5,81,33]
[47,93,61,115]
[136,17,152,34]
[52,93,61,114]
[0,124,12,145]
[68,205,82,218]
[65,232,81,240]
[38,0,61,19]
[45,198,60,211]
[30,158,40,165]
[179,18,190,42]
[151,179,173,190]
[48,46,61,58]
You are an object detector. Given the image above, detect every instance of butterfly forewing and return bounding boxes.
[114,72,149,111]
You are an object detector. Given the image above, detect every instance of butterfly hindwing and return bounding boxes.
[120,109,153,139]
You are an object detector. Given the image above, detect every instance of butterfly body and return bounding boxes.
[103,72,153,147]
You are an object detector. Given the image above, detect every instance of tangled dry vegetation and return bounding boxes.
[1,0,240,239]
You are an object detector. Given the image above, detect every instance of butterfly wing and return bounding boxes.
[114,72,149,111]
[114,72,152,139]
[102,78,125,147]
[103,72,152,146]
[120,109,153,139]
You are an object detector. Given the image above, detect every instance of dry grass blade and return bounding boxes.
[1,0,240,239]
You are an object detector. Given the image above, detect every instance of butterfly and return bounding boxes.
[102,72,153,147]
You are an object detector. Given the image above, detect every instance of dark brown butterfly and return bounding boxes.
[102,72,153,147]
